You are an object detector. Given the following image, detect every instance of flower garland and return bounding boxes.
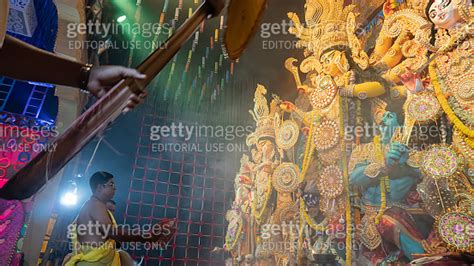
[448,97,474,126]
[252,174,273,223]
[300,111,317,182]
[339,96,352,265]
[429,63,474,147]
[225,219,243,251]
[299,197,327,231]
[373,135,389,225]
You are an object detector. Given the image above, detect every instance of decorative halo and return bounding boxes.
[406,93,441,123]
[272,163,301,193]
[318,165,344,199]
[437,212,474,252]
[421,145,460,180]
[276,120,300,150]
[313,120,340,151]
[310,76,338,109]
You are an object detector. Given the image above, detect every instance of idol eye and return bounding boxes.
[429,10,437,19]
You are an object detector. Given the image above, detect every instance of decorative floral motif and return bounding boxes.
[313,119,340,151]
[437,212,473,252]
[318,165,344,199]
[421,145,460,180]
[311,76,338,109]
[406,93,441,123]
[276,120,300,150]
[272,163,301,193]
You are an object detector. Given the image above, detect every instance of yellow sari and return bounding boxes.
[64,211,120,266]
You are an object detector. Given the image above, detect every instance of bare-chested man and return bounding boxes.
[64,172,175,266]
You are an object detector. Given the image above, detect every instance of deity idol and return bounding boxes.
[282,1,414,263]
[348,105,427,264]
[426,0,473,172]
[225,154,254,261]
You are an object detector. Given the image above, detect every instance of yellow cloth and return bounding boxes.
[65,211,120,266]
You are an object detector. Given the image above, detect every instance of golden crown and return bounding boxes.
[246,84,277,147]
[288,0,356,59]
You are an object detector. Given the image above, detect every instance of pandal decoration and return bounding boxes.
[421,145,461,180]
[310,75,338,109]
[317,165,344,199]
[429,63,474,147]
[313,119,340,151]
[276,120,300,150]
[272,163,301,193]
[406,93,441,123]
[436,211,474,252]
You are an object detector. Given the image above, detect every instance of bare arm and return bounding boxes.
[0,35,85,88]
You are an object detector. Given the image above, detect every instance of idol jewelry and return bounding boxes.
[313,119,340,151]
[272,163,301,193]
[436,211,474,252]
[317,165,344,199]
[276,120,300,150]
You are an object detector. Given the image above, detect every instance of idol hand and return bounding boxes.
[385,142,409,167]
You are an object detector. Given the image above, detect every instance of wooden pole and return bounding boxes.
[0,0,224,200]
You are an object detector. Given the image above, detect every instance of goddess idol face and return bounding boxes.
[428,0,462,29]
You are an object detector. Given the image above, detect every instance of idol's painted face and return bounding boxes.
[428,0,462,29]
[320,50,342,77]
[379,111,400,144]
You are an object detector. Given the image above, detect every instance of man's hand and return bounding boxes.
[87,65,147,111]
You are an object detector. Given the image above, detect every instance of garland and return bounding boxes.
[225,218,243,251]
[299,197,327,231]
[339,96,352,265]
[429,63,474,144]
[373,136,389,224]
[300,111,317,182]
[448,97,474,126]
[252,174,273,223]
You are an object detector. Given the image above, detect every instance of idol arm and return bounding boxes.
[353,82,385,98]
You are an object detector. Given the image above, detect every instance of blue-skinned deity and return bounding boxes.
[349,111,426,264]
